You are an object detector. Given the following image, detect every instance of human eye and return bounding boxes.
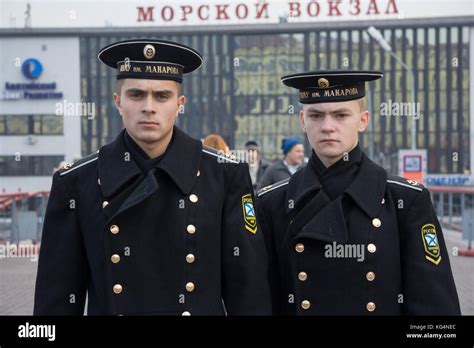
[155,92,172,102]
[128,90,143,99]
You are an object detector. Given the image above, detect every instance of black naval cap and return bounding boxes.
[281,70,383,104]
[98,39,203,83]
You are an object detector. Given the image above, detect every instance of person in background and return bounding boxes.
[245,140,271,192]
[203,134,231,156]
[257,137,305,190]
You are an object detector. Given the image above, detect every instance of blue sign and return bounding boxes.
[425,175,470,186]
[22,58,43,79]
[404,155,422,172]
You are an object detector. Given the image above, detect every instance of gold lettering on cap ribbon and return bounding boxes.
[145,65,180,75]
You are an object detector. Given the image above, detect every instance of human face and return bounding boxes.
[247,149,260,164]
[114,78,185,156]
[285,144,305,165]
[299,99,369,167]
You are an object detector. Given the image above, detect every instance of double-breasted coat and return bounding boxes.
[34,126,271,316]
[257,150,460,315]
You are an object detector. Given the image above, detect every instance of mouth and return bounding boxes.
[320,139,338,143]
[139,121,160,127]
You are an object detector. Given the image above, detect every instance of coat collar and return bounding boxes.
[286,151,386,217]
[98,126,202,198]
[344,152,387,218]
[285,163,321,213]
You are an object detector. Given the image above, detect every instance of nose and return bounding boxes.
[142,94,156,115]
[320,115,336,133]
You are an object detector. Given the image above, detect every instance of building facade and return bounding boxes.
[1,0,473,191]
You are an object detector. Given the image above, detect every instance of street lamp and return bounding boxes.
[366,26,417,150]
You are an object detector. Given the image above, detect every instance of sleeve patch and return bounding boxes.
[242,194,257,234]
[422,223,442,265]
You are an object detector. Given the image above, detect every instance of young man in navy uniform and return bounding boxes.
[34,39,271,316]
[257,70,460,315]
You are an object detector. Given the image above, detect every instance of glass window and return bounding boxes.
[0,156,64,176]
[6,115,29,134]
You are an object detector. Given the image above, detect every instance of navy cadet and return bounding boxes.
[34,39,271,315]
[257,70,461,315]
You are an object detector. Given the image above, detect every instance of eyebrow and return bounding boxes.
[125,88,175,96]
[306,107,352,114]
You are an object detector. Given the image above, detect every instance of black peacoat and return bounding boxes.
[257,151,460,315]
[34,126,271,316]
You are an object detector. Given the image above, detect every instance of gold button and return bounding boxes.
[301,300,311,310]
[372,218,381,228]
[110,225,119,234]
[366,271,376,281]
[189,194,198,203]
[186,254,195,264]
[113,284,123,294]
[366,302,376,312]
[196,170,200,177]
[186,224,196,234]
[182,311,191,316]
[111,254,120,264]
[367,243,377,253]
[98,178,101,185]
[298,272,307,281]
[295,243,304,253]
[185,282,195,292]
[102,201,109,208]
[381,198,385,204]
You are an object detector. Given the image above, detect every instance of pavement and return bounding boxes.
[0,229,473,315]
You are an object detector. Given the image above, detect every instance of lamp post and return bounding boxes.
[366,26,417,150]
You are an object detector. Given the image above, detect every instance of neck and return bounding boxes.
[317,142,358,168]
[128,129,173,159]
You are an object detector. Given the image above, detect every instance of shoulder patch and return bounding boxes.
[242,193,257,234]
[387,175,423,192]
[202,146,239,164]
[59,152,99,176]
[257,178,290,197]
[421,223,442,265]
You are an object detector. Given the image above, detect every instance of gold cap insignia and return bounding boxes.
[143,44,156,59]
[318,78,329,88]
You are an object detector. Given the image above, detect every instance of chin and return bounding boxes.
[318,148,344,159]
[132,130,161,143]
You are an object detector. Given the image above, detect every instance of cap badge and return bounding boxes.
[143,44,156,59]
[318,78,329,88]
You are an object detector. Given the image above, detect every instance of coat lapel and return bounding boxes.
[345,153,387,218]
[286,152,387,244]
[98,126,202,222]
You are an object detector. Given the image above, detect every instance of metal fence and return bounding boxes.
[1,186,473,246]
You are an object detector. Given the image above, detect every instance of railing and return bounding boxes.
[428,186,474,230]
[0,192,49,243]
[1,187,473,245]
[428,185,474,256]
